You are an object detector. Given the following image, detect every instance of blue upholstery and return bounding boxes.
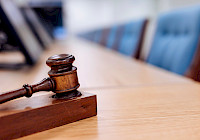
[118,19,146,56]
[147,6,200,75]
[93,29,102,43]
[87,31,96,41]
[78,29,102,43]
[78,31,95,41]
[106,26,118,49]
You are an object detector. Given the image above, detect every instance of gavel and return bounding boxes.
[0,54,81,104]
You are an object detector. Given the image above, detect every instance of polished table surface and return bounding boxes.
[0,38,192,92]
[0,38,200,139]
[21,83,200,140]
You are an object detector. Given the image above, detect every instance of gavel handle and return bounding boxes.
[0,78,55,104]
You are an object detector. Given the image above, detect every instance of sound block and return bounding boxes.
[0,92,97,140]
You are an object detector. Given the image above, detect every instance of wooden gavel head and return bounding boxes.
[46,54,80,94]
[0,54,81,104]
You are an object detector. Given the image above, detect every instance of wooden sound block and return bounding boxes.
[0,92,97,140]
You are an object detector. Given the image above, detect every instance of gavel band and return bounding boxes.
[0,54,80,104]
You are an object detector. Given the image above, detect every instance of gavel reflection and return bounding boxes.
[0,54,81,104]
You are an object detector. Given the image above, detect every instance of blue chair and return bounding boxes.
[147,6,200,75]
[118,19,148,58]
[78,30,96,41]
[99,27,110,46]
[106,26,118,49]
[106,24,126,50]
[93,29,102,43]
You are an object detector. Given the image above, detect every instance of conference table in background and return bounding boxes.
[0,37,192,92]
[0,37,200,139]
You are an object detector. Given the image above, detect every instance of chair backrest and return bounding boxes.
[118,19,148,59]
[99,27,110,46]
[87,31,96,41]
[78,29,97,41]
[106,25,119,49]
[106,24,125,50]
[93,29,102,43]
[147,6,200,75]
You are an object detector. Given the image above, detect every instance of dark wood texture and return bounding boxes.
[0,92,97,140]
[47,54,80,93]
[0,78,54,104]
[133,19,148,59]
[186,38,200,81]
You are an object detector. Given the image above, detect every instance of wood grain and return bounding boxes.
[0,92,97,140]
[20,83,200,140]
[0,37,199,139]
[0,38,193,93]
[0,78,54,104]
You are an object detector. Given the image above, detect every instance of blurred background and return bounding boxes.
[15,0,200,59]
[0,0,200,81]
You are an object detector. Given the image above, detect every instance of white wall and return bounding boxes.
[16,0,200,59]
[65,0,158,34]
[64,0,200,59]
[158,0,200,12]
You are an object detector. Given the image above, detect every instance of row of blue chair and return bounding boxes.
[78,19,147,59]
[78,5,200,81]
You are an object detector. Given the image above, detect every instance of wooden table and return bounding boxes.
[0,38,192,92]
[0,37,200,139]
[20,83,200,140]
